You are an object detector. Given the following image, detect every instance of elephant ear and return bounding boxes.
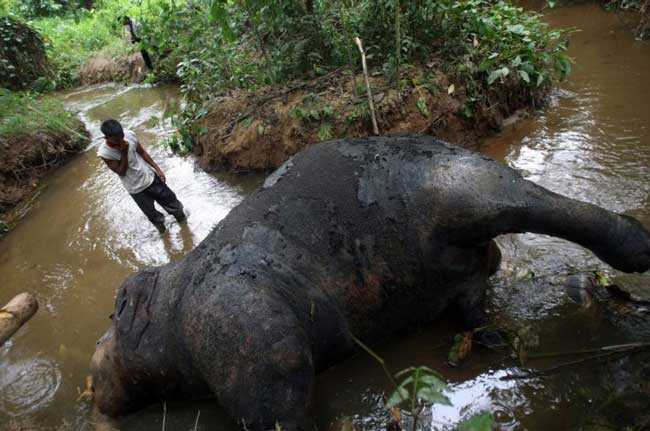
[114,269,159,351]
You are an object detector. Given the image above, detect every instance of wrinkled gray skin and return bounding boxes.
[91,136,650,430]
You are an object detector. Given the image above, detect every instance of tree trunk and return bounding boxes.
[304,0,314,15]
[0,293,38,347]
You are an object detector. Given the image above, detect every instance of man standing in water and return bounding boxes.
[121,16,153,70]
[98,119,185,233]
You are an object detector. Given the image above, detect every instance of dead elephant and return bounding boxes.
[91,136,650,429]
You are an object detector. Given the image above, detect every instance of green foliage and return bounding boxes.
[317,123,334,141]
[0,17,49,90]
[10,0,93,18]
[162,100,207,154]
[11,0,571,150]
[31,5,133,87]
[289,94,334,123]
[150,0,570,152]
[0,89,79,137]
[386,366,451,409]
[456,412,496,431]
[427,0,571,92]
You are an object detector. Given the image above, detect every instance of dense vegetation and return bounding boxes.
[1,0,572,154]
[138,0,572,151]
[2,0,572,156]
[0,16,49,91]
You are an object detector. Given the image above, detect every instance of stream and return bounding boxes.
[2,2,650,430]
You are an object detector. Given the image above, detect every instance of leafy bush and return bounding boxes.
[0,17,49,90]
[429,1,571,90]
[31,6,133,87]
[143,0,569,151]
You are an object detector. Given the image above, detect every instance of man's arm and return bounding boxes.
[136,143,166,183]
[101,142,129,176]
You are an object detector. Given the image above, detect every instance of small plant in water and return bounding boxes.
[351,333,495,430]
[386,366,451,431]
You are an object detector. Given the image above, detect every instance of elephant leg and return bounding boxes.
[455,277,489,330]
[485,240,502,276]
[455,278,502,346]
[212,330,315,431]
[189,291,315,431]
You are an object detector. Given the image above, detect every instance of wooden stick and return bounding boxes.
[193,410,201,431]
[354,37,379,135]
[501,344,650,381]
[527,342,650,360]
[162,401,167,431]
[0,293,39,347]
[349,333,399,390]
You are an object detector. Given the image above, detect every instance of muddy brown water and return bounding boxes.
[2,3,650,430]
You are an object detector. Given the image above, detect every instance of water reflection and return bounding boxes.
[431,370,531,429]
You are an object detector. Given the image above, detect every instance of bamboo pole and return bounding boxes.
[354,37,379,135]
[0,293,38,347]
[394,0,401,94]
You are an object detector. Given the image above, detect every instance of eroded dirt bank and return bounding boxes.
[194,67,541,172]
[78,52,148,86]
[0,123,89,230]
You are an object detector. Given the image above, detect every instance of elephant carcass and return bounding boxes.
[91,136,650,429]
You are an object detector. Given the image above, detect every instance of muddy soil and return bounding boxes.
[195,66,541,173]
[78,52,148,86]
[0,122,89,229]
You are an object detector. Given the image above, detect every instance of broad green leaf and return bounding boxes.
[456,412,495,431]
[417,387,452,406]
[417,96,429,117]
[487,69,502,85]
[518,70,530,83]
[507,24,526,34]
[385,387,409,408]
[419,374,447,391]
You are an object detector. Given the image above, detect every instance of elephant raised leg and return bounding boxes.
[438,154,650,274]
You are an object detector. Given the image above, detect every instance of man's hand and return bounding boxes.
[119,140,129,152]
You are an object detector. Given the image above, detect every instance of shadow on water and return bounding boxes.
[3,2,650,429]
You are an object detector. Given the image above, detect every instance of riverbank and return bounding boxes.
[0,91,90,234]
[78,52,148,85]
[605,0,650,38]
[182,1,571,173]
[194,66,541,172]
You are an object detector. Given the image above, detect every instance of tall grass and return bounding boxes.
[0,89,80,137]
[31,9,134,87]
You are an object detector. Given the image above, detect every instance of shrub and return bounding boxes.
[0,17,49,90]
[31,7,133,87]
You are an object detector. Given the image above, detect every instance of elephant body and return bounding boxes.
[91,136,650,429]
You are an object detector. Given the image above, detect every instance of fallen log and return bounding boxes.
[0,293,38,347]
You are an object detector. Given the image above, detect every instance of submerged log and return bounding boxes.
[0,293,38,347]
